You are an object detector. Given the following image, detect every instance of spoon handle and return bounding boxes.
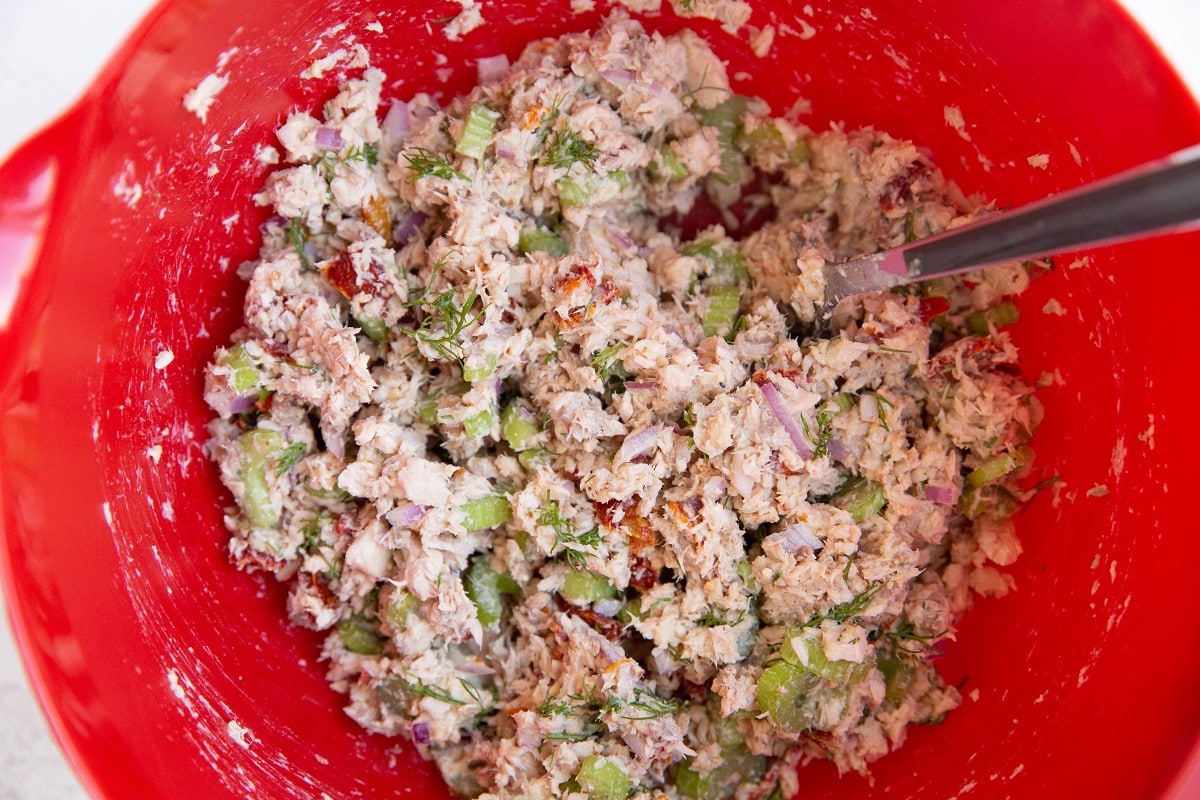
[904,145,1200,277]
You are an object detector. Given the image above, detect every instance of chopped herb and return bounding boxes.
[537,695,573,717]
[590,343,627,383]
[404,146,467,182]
[275,441,307,475]
[538,493,600,567]
[286,218,311,268]
[620,687,687,720]
[541,126,599,172]
[404,672,464,705]
[399,261,485,364]
[802,581,883,628]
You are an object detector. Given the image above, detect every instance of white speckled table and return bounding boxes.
[1,1,1197,798]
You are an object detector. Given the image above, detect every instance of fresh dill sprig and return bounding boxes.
[589,343,627,383]
[537,493,600,567]
[398,261,484,364]
[404,146,467,182]
[275,441,307,475]
[802,581,883,628]
[885,621,947,654]
[537,695,573,717]
[620,687,687,720]
[286,218,311,268]
[697,605,746,628]
[404,672,464,705]
[540,126,599,172]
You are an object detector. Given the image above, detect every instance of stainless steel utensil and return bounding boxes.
[822,144,1200,322]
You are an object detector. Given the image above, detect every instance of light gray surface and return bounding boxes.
[0,2,1197,798]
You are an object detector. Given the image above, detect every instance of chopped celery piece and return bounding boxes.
[462,353,498,383]
[237,429,284,528]
[616,597,644,623]
[561,570,618,603]
[878,655,914,704]
[756,661,820,733]
[608,169,629,189]
[966,449,1026,488]
[418,399,440,427]
[557,176,594,207]
[386,591,418,631]
[651,145,688,181]
[220,343,260,393]
[518,227,569,257]
[700,96,749,184]
[781,633,862,682]
[703,286,741,338]
[338,615,384,655]
[459,495,512,531]
[829,392,856,413]
[576,756,630,800]
[966,300,1021,336]
[682,239,749,283]
[355,315,388,342]
[832,476,887,523]
[676,745,766,800]
[463,406,496,439]
[500,400,539,451]
[736,560,759,593]
[465,555,520,628]
[455,102,500,160]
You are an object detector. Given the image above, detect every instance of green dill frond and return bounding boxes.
[404,146,467,182]
[621,687,687,720]
[275,441,307,475]
[286,218,311,268]
[541,126,599,172]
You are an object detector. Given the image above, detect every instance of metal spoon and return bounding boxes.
[822,144,1200,323]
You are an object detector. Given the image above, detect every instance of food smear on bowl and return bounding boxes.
[202,14,1044,799]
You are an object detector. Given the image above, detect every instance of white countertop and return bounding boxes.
[1,1,1198,798]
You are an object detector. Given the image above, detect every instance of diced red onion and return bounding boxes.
[925,483,960,506]
[616,423,663,463]
[515,724,541,748]
[383,100,411,143]
[827,436,849,463]
[623,380,659,391]
[393,211,427,244]
[609,226,634,249]
[411,721,431,744]
[703,477,727,502]
[602,68,634,87]
[495,141,518,162]
[325,430,346,461]
[386,503,429,528]
[476,54,510,84]
[765,523,823,554]
[314,126,343,150]
[458,659,496,676]
[225,394,256,415]
[757,379,813,460]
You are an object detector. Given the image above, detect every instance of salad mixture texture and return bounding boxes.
[204,15,1042,800]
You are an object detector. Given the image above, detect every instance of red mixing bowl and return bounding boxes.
[2,1,1199,798]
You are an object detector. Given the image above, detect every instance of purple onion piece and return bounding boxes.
[757,379,813,460]
[609,226,634,249]
[827,436,850,464]
[385,503,429,528]
[476,54,510,84]
[623,380,659,391]
[616,423,664,463]
[392,211,427,244]
[601,68,634,86]
[225,394,256,415]
[412,720,431,744]
[765,523,823,554]
[925,483,960,506]
[314,126,343,150]
[383,100,411,142]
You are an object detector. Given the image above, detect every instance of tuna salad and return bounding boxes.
[204,15,1043,800]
